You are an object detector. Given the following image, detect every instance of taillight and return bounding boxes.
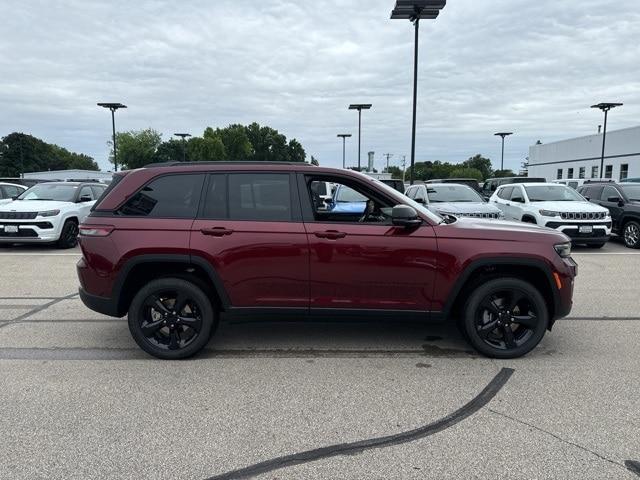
[79,225,114,237]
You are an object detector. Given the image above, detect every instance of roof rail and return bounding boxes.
[143,161,315,168]
[583,178,617,184]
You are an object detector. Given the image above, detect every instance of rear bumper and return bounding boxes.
[78,287,121,317]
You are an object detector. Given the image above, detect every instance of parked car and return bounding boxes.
[379,179,405,193]
[0,182,106,248]
[0,182,27,206]
[577,181,640,248]
[426,178,482,192]
[0,178,51,188]
[327,183,368,214]
[77,162,577,360]
[490,182,611,247]
[552,179,586,189]
[405,183,504,219]
[481,177,546,200]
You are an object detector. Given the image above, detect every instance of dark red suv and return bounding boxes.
[77,162,577,359]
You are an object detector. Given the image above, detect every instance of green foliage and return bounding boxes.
[113,128,163,170]
[462,154,493,180]
[492,169,517,178]
[386,166,403,179]
[187,136,226,162]
[153,139,185,163]
[0,132,98,176]
[449,167,483,181]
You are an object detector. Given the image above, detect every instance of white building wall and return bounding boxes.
[528,126,640,181]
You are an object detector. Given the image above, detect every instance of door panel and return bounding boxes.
[306,222,438,310]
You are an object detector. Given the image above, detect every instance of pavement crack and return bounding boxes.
[487,408,625,470]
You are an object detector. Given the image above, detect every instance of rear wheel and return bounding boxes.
[56,219,78,249]
[622,221,640,249]
[128,278,217,359]
[462,278,548,358]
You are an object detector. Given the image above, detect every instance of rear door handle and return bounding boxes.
[201,227,233,237]
[314,230,346,240]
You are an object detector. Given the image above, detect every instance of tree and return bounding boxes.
[493,169,516,178]
[153,139,185,163]
[114,129,162,170]
[288,138,306,163]
[214,124,252,161]
[449,167,483,181]
[462,154,493,180]
[187,136,226,162]
[387,166,403,180]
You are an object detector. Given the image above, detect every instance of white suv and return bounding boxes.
[490,182,611,247]
[0,183,27,206]
[0,182,106,248]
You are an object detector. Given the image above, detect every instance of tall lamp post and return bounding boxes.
[591,102,623,178]
[97,102,127,171]
[494,132,513,172]
[348,104,372,171]
[391,0,446,184]
[337,134,352,169]
[174,133,192,162]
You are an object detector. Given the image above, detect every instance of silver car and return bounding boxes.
[405,183,504,219]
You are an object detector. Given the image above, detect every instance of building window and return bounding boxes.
[567,168,574,179]
[579,167,585,179]
[620,164,629,181]
[591,166,598,178]
[605,165,613,179]
[557,169,563,179]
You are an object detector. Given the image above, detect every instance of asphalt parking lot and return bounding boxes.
[0,239,638,479]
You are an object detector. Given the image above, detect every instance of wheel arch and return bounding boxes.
[113,254,230,317]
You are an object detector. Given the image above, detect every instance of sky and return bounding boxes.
[1,0,639,173]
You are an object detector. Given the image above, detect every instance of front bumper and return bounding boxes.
[543,220,611,243]
[0,220,61,242]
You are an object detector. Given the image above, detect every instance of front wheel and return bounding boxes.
[56,219,78,249]
[128,278,217,359]
[623,221,640,249]
[462,278,548,359]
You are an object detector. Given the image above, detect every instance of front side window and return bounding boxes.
[2,185,21,198]
[497,186,513,200]
[119,174,204,218]
[601,185,620,202]
[228,173,291,221]
[78,186,94,201]
[510,186,525,201]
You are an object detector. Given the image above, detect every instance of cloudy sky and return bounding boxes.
[1,0,639,172]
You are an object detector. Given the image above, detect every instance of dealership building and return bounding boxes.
[527,125,640,182]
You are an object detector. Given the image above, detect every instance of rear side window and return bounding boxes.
[119,174,204,218]
[228,173,292,221]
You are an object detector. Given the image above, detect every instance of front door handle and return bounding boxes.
[314,230,346,240]
[201,227,233,237]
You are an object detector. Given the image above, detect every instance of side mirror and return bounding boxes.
[607,196,621,203]
[11,195,19,200]
[392,205,422,228]
[583,196,590,201]
[512,196,524,203]
[79,195,93,202]
[415,197,426,204]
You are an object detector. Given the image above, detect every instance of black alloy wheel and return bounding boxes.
[463,278,548,358]
[57,220,79,249]
[623,221,640,249]
[128,278,216,359]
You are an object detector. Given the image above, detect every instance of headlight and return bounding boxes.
[38,210,60,217]
[554,242,571,258]
[539,209,560,217]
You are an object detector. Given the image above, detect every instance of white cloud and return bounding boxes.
[0,0,639,172]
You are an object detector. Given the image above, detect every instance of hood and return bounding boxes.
[530,200,608,213]
[428,202,502,215]
[0,199,72,213]
[439,217,569,243]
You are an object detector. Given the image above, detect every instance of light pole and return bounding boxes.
[348,104,372,171]
[174,133,192,162]
[591,102,623,178]
[494,132,513,172]
[97,103,127,171]
[337,134,352,169]
[391,0,446,184]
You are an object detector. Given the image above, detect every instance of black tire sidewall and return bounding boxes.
[623,221,640,249]
[57,220,78,249]
[128,278,217,360]
[463,278,548,359]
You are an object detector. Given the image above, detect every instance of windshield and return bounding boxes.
[17,183,78,202]
[622,184,640,201]
[524,185,584,202]
[335,185,367,202]
[426,185,484,203]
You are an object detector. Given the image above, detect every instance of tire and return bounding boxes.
[587,242,606,249]
[56,219,79,249]
[128,278,217,359]
[522,216,537,224]
[462,278,548,359]
[622,220,640,249]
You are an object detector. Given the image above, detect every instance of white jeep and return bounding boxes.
[0,182,106,248]
[490,182,611,247]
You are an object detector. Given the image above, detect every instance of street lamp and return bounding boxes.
[174,133,192,162]
[494,132,513,172]
[348,104,372,171]
[97,102,127,171]
[391,0,446,184]
[591,102,623,178]
[337,134,352,169]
